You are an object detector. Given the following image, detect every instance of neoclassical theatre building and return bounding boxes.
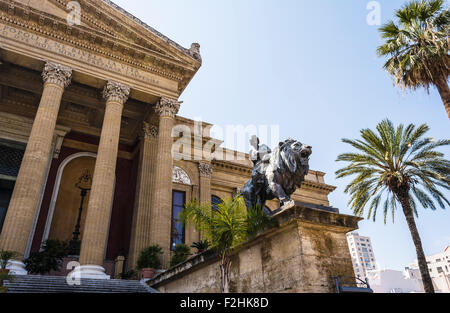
[0,0,337,279]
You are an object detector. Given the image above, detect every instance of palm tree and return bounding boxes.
[180,196,248,293]
[180,196,273,293]
[377,0,450,118]
[335,119,450,293]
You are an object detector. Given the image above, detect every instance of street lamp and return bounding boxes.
[68,170,92,256]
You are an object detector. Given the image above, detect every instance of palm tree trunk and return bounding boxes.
[434,76,450,119]
[220,257,232,293]
[398,194,435,293]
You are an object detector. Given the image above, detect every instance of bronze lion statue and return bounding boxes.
[242,137,312,214]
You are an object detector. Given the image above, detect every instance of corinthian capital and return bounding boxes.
[42,62,72,88]
[103,81,131,105]
[198,162,213,178]
[155,97,181,118]
[141,122,158,140]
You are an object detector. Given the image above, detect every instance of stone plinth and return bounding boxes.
[148,205,361,293]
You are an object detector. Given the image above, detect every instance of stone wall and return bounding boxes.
[149,205,361,293]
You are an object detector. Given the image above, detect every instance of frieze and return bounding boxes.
[0,0,198,80]
[0,23,168,87]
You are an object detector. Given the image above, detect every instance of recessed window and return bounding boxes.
[171,190,186,250]
[211,195,222,211]
[0,180,16,234]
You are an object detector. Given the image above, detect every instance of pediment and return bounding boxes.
[13,0,78,24]
[45,0,200,67]
[3,0,202,94]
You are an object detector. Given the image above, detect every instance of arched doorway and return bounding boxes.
[44,153,96,252]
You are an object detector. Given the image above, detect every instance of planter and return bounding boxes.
[141,268,155,279]
[0,269,10,275]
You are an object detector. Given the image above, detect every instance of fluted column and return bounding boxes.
[198,162,213,242]
[76,81,130,279]
[0,62,72,275]
[149,97,181,268]
[198,162,213,204]
[127,122,159,270]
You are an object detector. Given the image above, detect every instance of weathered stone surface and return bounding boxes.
[149,205,361,293]
[0,62,71,255]
[149,97,181,267]
[79,81,129,266]
[127,122,159,270]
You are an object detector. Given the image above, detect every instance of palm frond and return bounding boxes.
[377,0,449,91]
[336,119,449,224]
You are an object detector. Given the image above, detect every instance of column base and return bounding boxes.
[6,260,28,275]
[68,265,110,280]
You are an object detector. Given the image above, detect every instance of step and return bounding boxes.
[3,275,157,293]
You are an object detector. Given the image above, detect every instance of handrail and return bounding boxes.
[334,276,373,293]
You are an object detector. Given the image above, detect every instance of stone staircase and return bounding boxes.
[3,275,158,293]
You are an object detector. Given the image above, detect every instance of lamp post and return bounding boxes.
[68,170,92,256]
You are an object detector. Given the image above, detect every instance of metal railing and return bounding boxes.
[334,276,374,293]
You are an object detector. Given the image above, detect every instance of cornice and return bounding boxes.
[1,0,198,92]
[212,160,337,193]
[212,160,253,175]
[97,0,202,63]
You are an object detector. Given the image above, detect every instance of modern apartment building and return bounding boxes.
[347,232,377,281]
[408,245,450,293]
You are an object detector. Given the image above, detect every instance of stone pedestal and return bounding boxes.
[6,260,28,276]
[68,265,111,280]
[77,81,130,279]
[114,255,126,278]
[128,122,159,270]
[0,62,72,274]
[149,98,181,268]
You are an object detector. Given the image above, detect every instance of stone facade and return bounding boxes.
[149,205,362,293]
[0,0,353,282]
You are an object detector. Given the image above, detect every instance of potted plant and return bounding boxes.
[0,250,20,275]
[137,245,162,279]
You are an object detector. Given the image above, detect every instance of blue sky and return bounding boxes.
[113,0,450,270]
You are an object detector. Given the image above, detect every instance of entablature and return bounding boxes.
[0,0,201,97]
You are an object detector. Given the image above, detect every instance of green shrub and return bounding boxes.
[117,269,139,280]
[170,244,191,267]
[0,250,20,269]
[24,240,69,275]
[190,240,210,254]
[137,245,162,270]
[246,205,276,238]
